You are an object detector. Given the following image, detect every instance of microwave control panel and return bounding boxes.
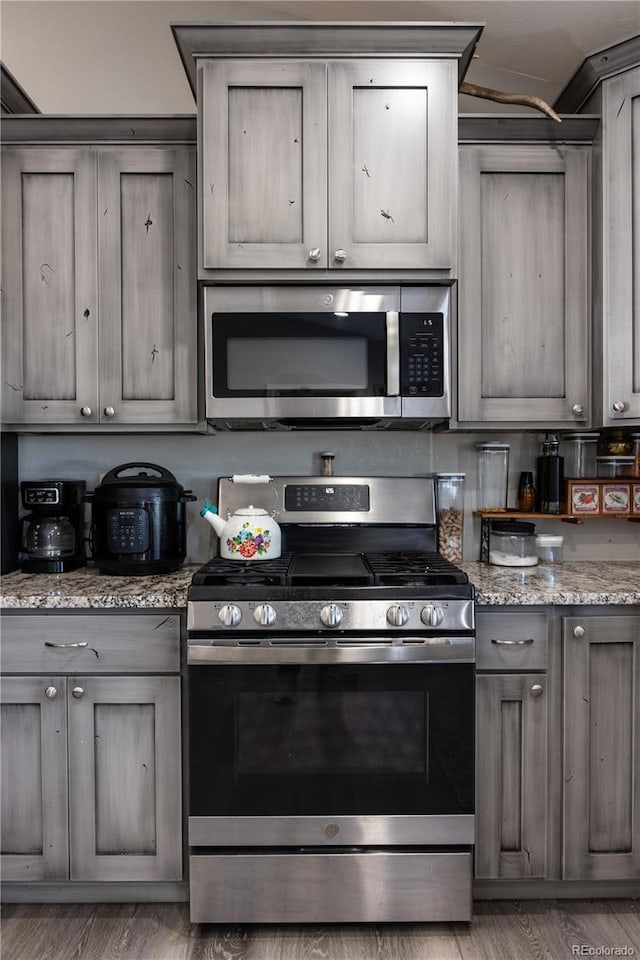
[400,313,444,397]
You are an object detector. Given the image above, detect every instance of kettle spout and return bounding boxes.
[200,500,226,538]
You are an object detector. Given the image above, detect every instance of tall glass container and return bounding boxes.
[560,432,599,478]
[435,473,465,563]
[476,443,510,510]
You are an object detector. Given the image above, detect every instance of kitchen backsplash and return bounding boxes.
[16,431,640,563]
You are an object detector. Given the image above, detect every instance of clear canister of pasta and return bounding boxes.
[435,473,465,564]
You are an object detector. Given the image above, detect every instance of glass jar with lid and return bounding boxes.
[489,520,538,567]
[535,534,563,564]
[596,456,636,478]
[476,443,510,510]
[560,432,599,478]
[435,473,464,563]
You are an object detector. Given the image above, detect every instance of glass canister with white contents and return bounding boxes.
[435,473,465,564]
[489,520,538,567]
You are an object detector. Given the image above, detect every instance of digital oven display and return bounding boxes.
[284,484,370,512]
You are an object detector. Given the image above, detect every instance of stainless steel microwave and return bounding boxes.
[203,286,452,428]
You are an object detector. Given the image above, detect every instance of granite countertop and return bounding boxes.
[461,561,640,606]
[1,561,639,609]
[0,565,198,609]
[0,560,640,609]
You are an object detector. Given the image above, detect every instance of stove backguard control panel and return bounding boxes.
[284,484,370,512]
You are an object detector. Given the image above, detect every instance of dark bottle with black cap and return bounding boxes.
[536,433,564,514]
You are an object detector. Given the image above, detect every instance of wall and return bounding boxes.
[18,431,640,564]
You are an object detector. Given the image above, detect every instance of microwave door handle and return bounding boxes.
[386,311,400,396]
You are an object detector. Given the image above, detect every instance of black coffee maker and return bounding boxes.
[20,480,86,573]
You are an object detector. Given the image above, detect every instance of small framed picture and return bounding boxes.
[568,482,600,515]
[601,484,631,514]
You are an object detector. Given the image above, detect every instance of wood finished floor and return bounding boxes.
[1,900,639,960]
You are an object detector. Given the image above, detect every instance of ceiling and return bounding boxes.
[1,0,639,115]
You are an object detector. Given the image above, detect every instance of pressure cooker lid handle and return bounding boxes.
[101,462,177,483]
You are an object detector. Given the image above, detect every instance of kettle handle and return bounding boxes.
[101,462,177,483]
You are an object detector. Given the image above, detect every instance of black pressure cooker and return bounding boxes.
[85,463,196,576]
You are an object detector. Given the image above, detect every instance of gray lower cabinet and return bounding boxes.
[1,140,196,428]
[562,614,640,880]
[0,614,183,886]
[475,611,549,879]
[457,141,591,427]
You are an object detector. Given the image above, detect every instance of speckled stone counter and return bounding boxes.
[1,560,639,609]
[0,565,198,609]
[461,560,640,606]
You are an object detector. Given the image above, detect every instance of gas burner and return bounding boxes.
[192,554,292,587]
[366,552,469,587]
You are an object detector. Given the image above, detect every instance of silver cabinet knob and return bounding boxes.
[103,406,116,418]
[421,605,444,627]
[44,686,58,699]
[572,404,584,416]
[71,686,84,699]
[80,405,92,417]
[612,401,627,413]
[253,604,276,627]
[530,684,544,698]
[573,625,585,639]
[320,603,343,628]
[308,248,321,262]
[387,604,410,627]
[333,249,347,262]
[218,604,242,627]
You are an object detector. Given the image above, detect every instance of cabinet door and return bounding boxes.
[602,66,640,423]
[458,145,590,425]
[0,676,69,880]
[200,60,327,270]
[67,675,182,881]
[1,147,98,424]
[475,674,548,878]
[98,148,197,424]
[329,61,456,271]
[563,616,640,880]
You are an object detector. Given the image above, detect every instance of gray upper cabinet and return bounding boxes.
[457,142,591,427]
[1,148,99,425]
[1,140,197,428]
[600,66,640,424]
[199,58,457,275]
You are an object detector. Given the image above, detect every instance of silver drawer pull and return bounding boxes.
[45,641,88,649]
[491,638,534,646]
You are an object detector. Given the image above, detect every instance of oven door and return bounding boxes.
[203,285,401,421]
[188,643,474,848]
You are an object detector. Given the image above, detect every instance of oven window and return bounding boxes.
[189,663,473,817]
[212,312,387,397]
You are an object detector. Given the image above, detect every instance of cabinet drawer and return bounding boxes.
[476,612,548,670]
[0,614,180,674]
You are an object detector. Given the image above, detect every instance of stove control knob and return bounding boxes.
[254,604,277,627]
[218,604,242,627]
[320,603,343,628]
[387,604,410,627]
[421,605,444,627]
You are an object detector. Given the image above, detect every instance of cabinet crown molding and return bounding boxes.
[171,21,484,97]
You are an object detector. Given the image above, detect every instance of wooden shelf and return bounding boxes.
[474,509,640,563]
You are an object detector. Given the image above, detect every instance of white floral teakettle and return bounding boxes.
[200,501,281,560]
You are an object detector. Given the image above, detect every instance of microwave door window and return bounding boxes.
[227,338,368,394]
[212,312,387,397]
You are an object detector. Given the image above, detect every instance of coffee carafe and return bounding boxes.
[20,480,86,573]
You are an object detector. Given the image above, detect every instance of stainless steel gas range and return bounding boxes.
[186,476,475,924]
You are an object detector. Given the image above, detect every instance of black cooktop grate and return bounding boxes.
[192,550,468,589]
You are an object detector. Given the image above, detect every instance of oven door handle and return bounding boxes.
[187,637,475,665]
